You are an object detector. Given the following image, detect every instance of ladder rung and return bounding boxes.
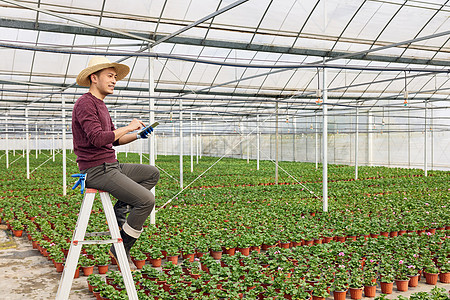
[75,239,121,245]
[85,231,111,237]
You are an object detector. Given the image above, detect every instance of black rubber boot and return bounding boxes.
[113,201,132,230]
[109,229,137,267]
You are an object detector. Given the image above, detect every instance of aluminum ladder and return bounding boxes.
[55,188,138,300]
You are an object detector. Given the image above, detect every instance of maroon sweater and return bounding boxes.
[72,92,118,170]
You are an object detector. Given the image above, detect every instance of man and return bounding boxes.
[72,56,160,265]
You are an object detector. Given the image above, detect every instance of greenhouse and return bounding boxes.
[0,0,449,299]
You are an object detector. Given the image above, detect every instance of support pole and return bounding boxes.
[322,66,328,212]
[139,140,143,164]
[257,115,260,170]
[5,115,9,169]
[407,108,410,167]
[190,112,193,172]
[275,102,279,184]
[246,119,250,164]
[196,118,199,164]
[148,48,156,224]
[62,95,67,196]
[355,106,359,180]
[179,99,183,189]
[367,113,373,166]
[315,113,318,170]
[424,101,428,176]
[431,105,433,170]
[199,121,202,159]
[26,108,30,179]
[293,116,296,162]
[52,121,55,162]
[35,123,38,159]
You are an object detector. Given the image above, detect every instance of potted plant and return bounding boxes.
[165,246,180,265]
[424,262,439,285]
[437,256,450,283]
[311,280,329,300]
[147,247,164,267]
[394,259,410,292]
[130,248,147,269]
[332,266,349,300]
[79,254,94,276]
[363,272,377,298]
[349,269,364,300]
[95,252,110,274]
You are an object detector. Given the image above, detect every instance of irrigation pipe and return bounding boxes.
[257,148,322,201]
[141,153,180,184]
[156,110,297,211]
[9,155,23,166]
[0,42,448,73]
[30,155,54,174]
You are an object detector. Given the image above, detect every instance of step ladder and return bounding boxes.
[55,188,138,300]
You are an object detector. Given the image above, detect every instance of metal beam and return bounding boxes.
[1,18,450,67]
[0,0,156,43]
[151,0,249,48]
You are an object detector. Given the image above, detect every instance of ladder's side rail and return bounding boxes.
[100,191,139,300]
[55,189,97,300]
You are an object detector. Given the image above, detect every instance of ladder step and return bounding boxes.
[85,231,111,237]
[75,239,121,245]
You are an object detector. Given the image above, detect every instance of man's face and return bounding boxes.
[91,67,117,96]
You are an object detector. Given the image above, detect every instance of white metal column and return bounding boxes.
[5,116,9,169]
[190,112,194,172]
[246,119,250,164]
[275,102,279,184]
[315,113,318,170]
[355,106,359,180]
[52,121,55,162]
[424,101,428,176]
[257,115,260,170]
[179,99,183,189]
[35,124,38,159]
[148,48,156,225]
[196,118,199,164]
[62,95,67,196]
[293,116,296,162]
[322,66,328,212]
[367,113,373,167]
[26,108,30,179]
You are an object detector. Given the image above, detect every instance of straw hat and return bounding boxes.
[76,56,130,87]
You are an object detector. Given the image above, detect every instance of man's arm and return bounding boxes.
[113,118,144,145]
[115,133,138,145]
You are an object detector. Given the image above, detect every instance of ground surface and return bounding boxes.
[0,225,448,299]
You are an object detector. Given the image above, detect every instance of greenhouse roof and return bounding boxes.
[0,0,449,133]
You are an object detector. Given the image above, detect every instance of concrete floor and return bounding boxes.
[0,225,448,299]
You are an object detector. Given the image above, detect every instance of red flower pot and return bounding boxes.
[237,247,250,256]
[333,290,347,300]
[349,287,363,300]
[380,281,393,294]
[97,264,109,274]
[425,272,438,285]
[364,285,376,298]
[408,274,419,287]
[438,272,450,283]
[395,279,409,292]
[149,258,162,267]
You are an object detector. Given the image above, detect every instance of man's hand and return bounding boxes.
[127,118,145,132]
[136,124,154,139]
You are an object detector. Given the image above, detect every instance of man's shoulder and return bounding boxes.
[74,93,96,108]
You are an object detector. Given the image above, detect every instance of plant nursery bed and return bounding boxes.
[0,152,449,299]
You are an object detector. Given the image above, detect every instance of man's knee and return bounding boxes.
[150,167,160,182]
[141,193,155,211]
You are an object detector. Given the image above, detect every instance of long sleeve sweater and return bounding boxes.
[72,92,118,170]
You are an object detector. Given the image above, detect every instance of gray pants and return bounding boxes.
[83,162,160,232]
